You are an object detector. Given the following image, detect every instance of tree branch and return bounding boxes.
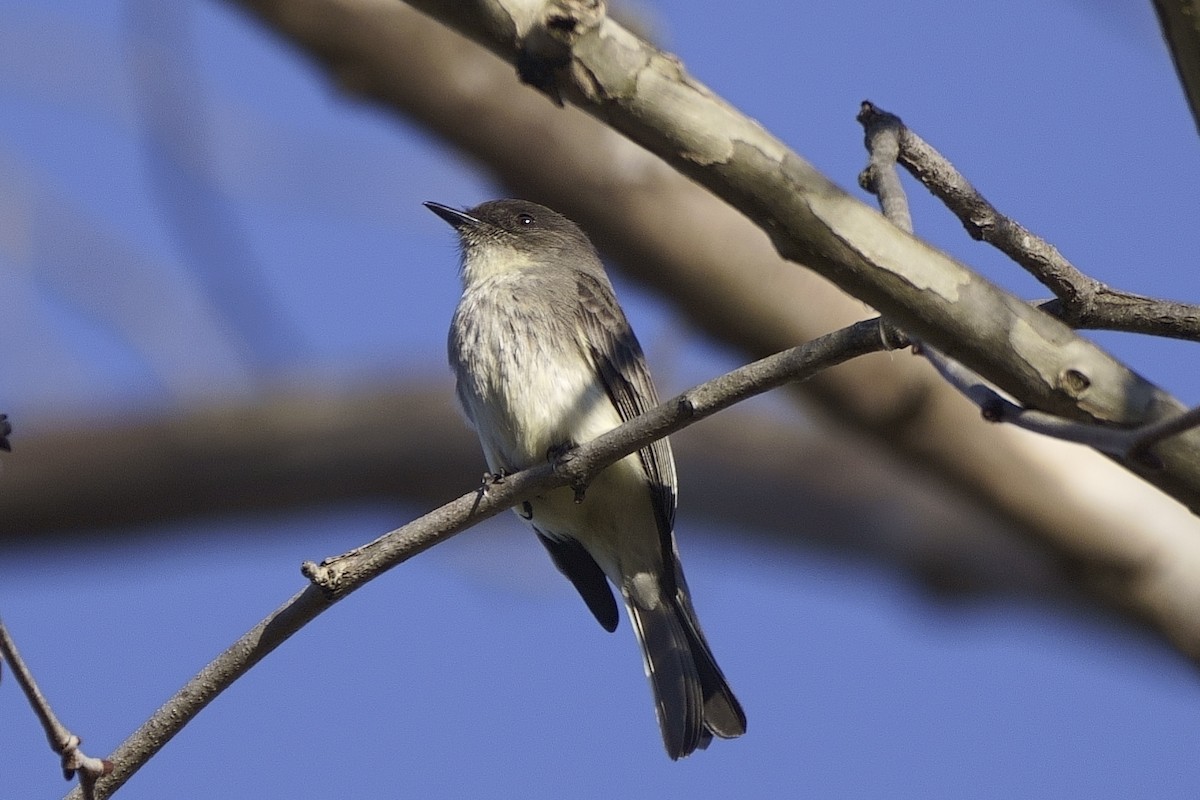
[857,100,1200,340]
[914,340,1200,463]
[67,320,891,799]
[0,618,111,798]
[856,100,1200,461]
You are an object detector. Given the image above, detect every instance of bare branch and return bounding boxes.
[1039,291,1200,341]
[857,108,912,234]
[0,618,112,797]
[857,100,1200,341]
[914,341,1200,463]
[855,100,1200,464]
[66,321,891,799]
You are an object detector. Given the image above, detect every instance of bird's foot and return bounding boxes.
[480,469,509,495]
[546,441,576,463]
[546,441,588,503]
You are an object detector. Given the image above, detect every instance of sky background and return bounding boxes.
[3,1,1200,798]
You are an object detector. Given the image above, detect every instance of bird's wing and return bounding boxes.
[575,272,678,566]
[535,529,620,631]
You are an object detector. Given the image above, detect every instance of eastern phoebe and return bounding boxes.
[426,198,746,759]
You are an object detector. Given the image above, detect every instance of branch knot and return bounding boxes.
[517,0,608,105]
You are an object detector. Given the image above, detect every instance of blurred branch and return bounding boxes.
[219,0,1200,651]
[67,319,890,800]
[0,149,254,398]
[0,381,1062,601]
[1153,0,1200,138]
[857,101,1200,340]
[0,385,464,538]
[123,0,303,371]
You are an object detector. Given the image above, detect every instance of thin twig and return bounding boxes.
[857,101,983,437]
[914,342,1200,464]
[0,618,111,799]
[857,100,1200,341]
[855,106,918,357]
[67,319,895,800]
[857,108,912,234]
[857,109,1026,429]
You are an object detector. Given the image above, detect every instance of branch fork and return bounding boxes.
[858,100,1200,464]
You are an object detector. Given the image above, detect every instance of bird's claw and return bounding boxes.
[480,470,508,495]
[546,441,576,463]
[546,441,587,503]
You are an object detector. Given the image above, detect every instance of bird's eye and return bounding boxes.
[517,213,534,226]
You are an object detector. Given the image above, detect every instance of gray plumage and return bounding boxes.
[427,198,746,759]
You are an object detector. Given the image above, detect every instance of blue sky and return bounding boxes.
[3,1,1200,797]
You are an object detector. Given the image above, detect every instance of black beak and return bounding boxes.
[424,201,481,230]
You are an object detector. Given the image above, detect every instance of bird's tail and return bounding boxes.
[626,588,746,760]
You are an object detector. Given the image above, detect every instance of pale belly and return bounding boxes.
[451,285,619,470]
[450,279,668,582]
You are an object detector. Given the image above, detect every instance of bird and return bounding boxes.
[426,198,745,759]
